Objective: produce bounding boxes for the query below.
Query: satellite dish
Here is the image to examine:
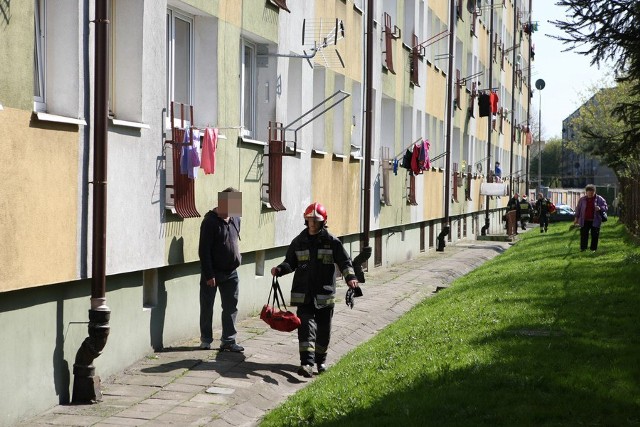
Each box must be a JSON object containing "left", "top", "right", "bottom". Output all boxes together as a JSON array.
[{"left": 535, "top": 79, "right": 545, "bottom": 90}]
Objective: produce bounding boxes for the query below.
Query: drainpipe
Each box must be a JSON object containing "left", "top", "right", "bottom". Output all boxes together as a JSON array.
[
  {"left": 480, "top": 0, "right": 495, "bottom": 235},
  {"left": 509, "top": 3, "right": 518, "bottom": 196},
  {"left": 437, "top": 0, "right": 456, "bottom": 251},
  {"left": 361, "top": 0, "right": 373, "bottom": 249},
  {"left": 72, "top": 0, "right": 111, "bottom": 403}
]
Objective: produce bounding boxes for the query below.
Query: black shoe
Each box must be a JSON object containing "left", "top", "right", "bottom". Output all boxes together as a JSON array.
[
  {"left": 317, "top": 363, "right": 327, "bottom": 374},
  {"left": 297, "top": 365, "right": 313, "bottom": 378},
  {"left": 219, "top": 343, "right": 244, "bottom": 353}
]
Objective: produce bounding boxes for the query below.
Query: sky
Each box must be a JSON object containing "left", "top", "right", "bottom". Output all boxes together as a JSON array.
[{"left": 530, "top": 1, "right": 613, "bottom": 140}]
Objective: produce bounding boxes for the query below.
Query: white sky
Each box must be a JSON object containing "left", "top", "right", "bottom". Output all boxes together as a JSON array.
[{"left": 530, "top": 0, "right": 613, "bottom": 140}]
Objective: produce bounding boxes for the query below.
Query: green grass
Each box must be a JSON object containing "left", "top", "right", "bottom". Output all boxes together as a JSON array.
[{"left": 260, "top": 221, "right": 640, "bottom": 426}]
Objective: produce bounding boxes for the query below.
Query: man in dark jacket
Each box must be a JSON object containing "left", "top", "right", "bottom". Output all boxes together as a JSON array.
[
  {"left": 534, "top": 192, "right": 552, "bottom": 233},
  {"left": 505, "top": 192, "right": 521, "bottom": 235},
  {"left": 271, "top": 202, "right": 359, "bottom": 378},
  {"left": 198, "top": 187, "right": 244, "bottom": 352}
]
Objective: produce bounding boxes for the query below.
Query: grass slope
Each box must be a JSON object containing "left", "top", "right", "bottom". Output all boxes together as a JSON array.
[{"left": 261, "top": 221, "right": 640, "bottom": 426}]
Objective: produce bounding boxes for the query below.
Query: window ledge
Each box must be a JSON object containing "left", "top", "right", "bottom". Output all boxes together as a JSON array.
[
  {"left": 312, "top": 149, "right": 328, "bottom": 156},
  {"left": 286, "top": 144, "right": 306, "bottom": 154},
  {"left": 110, "top": 118, "right": 150, "bottom": 129},
  {"left": 239, "top": 136, "right": 267, "bottom": 146},
  {"left": 350, "top": 154, "right": 364, "bottom": 161},
  {"left": 36, "top": 112, "right": 86, "bottom": 126},
  {"left": 333, "top": 153, "right": 347, "bottom": 161}
]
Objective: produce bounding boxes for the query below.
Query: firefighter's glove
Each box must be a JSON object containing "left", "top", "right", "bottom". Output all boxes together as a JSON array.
[{"left": 345, "top": 287, "right": 364, "bottom": 309}]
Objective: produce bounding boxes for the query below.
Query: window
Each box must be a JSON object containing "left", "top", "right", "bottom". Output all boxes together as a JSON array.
[
  {"left": 32, "top": 0, "right": 85, "bottom": 124},
  {"left": 33, "top": 0, "right": 45, "bottom": 111},
  {"left": 109, "top": 1, "right": 146, "bottom": 126},
  {"left": 240, "top": 40, "right": 257, "bottom": 138},
  {"left": 166, "top": 9, "right": 193, "bottom": 110}
]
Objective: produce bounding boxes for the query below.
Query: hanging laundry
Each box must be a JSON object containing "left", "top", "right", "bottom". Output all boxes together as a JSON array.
[
  {"left": 418, "top": 140, "right": 426, "bottom": 168},
  {"left": 189, "top": 129, "right": 201, "bottom": 179},
  {"left": 423, "top": 139, "right": 431, "bottom": 170},
  {"left": 489, "top": 91, "right": 499, "bottom": 114},
  {"left": 478, "top": 93, "right": 491, "bottom": 117},
  {"left": 180, "top": 128, "right": 201, "bottom": 179},
  {"left": 401, "top": 148, "right": 412, "bottom": 170},
  {"left": 201, "top": 127, "right": 218, "bottom": 174},
  {"left": 410, "top": 143, "right": 421, "bottom": 175},
  {"left": 393, "top": 159, "right": 399, "bottom": 175}
]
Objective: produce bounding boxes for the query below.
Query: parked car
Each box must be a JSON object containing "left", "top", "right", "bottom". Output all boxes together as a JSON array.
[{"left": 549, "top": 204, "right": 576, "bottom": 222}]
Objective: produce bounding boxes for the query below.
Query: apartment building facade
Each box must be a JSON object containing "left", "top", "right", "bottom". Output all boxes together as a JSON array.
[{"left": 0, "top": 0, "right": 532, "bottom": 423}]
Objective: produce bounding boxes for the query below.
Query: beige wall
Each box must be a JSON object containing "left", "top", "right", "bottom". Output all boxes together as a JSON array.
[
  {"left": 0, "top": 2, "right": 33, "bottom": 111},
  {"left": 0, "top": 109, "right": 79, "bottom": 291}
]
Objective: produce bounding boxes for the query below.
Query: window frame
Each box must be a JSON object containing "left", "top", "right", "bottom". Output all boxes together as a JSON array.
[
  {"left": 240, "top": 39, "right": 257, "bottom": 139},
  {"left": 166, "top": 8, "right": 194, "bottom": 113},
  {"left": 33, "top": 0, "right": 46, "bottom": 112}
]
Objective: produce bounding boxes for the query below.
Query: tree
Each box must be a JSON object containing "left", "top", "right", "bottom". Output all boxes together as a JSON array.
[
  {"left": 530, "top": 138, "right": 563, "bottom": 187},
  {"left": 567, "top": 78, "right": 640, "bottom": 177},
  {"left": 551, "top": 0, "right": 640, "bottom": 163}
]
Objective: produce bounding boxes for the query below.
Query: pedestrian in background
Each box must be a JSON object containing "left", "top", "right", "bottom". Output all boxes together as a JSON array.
[
  {"left": 506, "top": 192, "right": 521, "bottom": 235},
  {"left": 271, "top": 203, "right": 358, "bottom": 378},
  {"left": 574, "top": 184, "right": 608, "bottom": 252},
  {"left": 534, "top": 192, "right": 552, "bottom": 233},
  {"left": 519, "top": 194, "right": 532, "bottom": 230},
  {"left": 198, "top": 187, "right": 244, "bottom": 352}
]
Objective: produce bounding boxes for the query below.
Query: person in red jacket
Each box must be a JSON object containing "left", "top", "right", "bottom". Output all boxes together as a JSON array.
[
  {"left": 271, "top": 203, "right": 359, "bottom": 377},
  {"left": 574, "top": 184, "right": 608, "bottom": 252}
]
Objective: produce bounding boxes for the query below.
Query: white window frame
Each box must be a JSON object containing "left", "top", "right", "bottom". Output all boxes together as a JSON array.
[
  {"left": 33, "top": 0, "right": 46, "bottom": 112},
  {"left": 166, "top": 8, "right": 194, "bottom": 112},
  {"left": 240, "top": 39, "right": 257, "bottom": 139}
]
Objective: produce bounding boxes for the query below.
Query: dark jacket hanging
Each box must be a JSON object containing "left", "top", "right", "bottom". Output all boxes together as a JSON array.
[{"left": 478, "top": 93, "right": 491, "bottom": 117}]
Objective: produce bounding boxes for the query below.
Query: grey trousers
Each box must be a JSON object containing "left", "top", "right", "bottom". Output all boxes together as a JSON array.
[{"left": 199, "top": 270, "right": 239, "bottom": 345}]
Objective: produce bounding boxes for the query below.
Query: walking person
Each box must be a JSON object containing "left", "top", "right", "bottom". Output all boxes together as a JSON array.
[
  {"left": 519, "top": 193, "right": 532, "bottom": 230},
  {"left": 199, "top": 187, "right": 244, "bottom": 352},
  {"left": 506, "top": 192, "right": 521, "bottom": 235},
  {"left": 271, "top": 203, "right": 359, "bottom": 377},
  {"left": 574, "top": 184, "right": 608, "bottom": 252},
  {"left": 534, "top": 192, "right": 552, "bottom": 233}
]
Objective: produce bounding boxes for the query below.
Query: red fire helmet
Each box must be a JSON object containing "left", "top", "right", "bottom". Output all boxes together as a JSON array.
[{"left": 303, "top": 202, "right": 327, "bottom": 222}]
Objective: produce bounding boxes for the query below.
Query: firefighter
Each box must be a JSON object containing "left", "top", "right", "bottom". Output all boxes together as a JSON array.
[
  {"left": 271, "top": 203, "right": 359, "bottom": 378},
  {"left": 519, "top": 194, "right": 532, "bottom": 230}
]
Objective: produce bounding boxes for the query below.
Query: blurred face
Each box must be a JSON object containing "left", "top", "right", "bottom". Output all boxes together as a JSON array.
[
  {"left": 307, "top": 219, "right": 322, "bottom": 235},
  {"left": 218, "top": 191, "right": 242, "bottom": 218},
  {"left": 586, "top": 189, "right": 595, "bottom": 198}
]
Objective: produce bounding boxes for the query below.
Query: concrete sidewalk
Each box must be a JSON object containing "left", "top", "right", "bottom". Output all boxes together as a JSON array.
[{"left": 20, "top": 240, "right": 512, "bottom": 427}]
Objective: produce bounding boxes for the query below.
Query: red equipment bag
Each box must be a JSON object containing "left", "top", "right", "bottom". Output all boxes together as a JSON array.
[
  {"left": 549, "top": 202, "right": 556, "bottom": 214},
  {"left": 260, "top": 277, "right": 301, "bottom": 332}
]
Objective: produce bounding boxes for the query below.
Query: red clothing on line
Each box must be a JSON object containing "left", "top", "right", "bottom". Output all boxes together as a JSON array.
[
  {"left": 201, "top": 127, "right": 218, "bottom": 174},
  {"left": 489, "top": 92, "right": 499, "bottom": 114}
]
